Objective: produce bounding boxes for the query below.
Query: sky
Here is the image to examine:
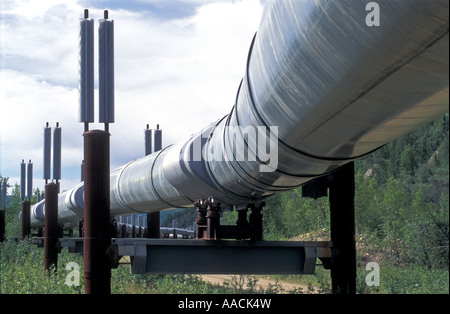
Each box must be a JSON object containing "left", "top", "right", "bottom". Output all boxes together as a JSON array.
[{"left": 0, "top": 0, "right": 265, "bottom": 195}]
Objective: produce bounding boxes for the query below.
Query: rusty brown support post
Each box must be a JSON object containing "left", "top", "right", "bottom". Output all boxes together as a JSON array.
[
  {"left": 21, "top": 200, "right": 30, "bottom": 240},
  {"left": 0, "top": 209, "right": 5, "bottom": 242},
  {"left": 44, "top": 182, "right": 59, "bottom": 274},
  {"left": 205, "top": 198, "right": 221, "bottom": 240},
  {"left": 194, "top": 199, "right": 207, "bottom": 239},
  {"left": 328, "top": 161, "right": 356, "bottom": 294},
  {"left": 83, "top": 130, "right": 111, "bottom": 294},
  {"left": 172, "top": 227, "right": 177, "bottom": 239}
]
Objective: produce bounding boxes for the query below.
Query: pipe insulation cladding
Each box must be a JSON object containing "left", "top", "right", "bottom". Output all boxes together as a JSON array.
[{"left": 28, "top": 0, "right": 449, "bottom": 228}]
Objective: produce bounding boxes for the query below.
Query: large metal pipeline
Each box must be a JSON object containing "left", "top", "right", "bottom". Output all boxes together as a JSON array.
[{"left": 29, "top": 0, "right": 449, "bottom": 228}]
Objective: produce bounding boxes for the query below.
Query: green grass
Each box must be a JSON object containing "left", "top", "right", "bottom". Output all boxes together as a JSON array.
[
  {"left": 1, "top": 239, "right": 285, "bottom": 294},
  {"left": 0, "top": 238, "right": 84, "bottom": 294},
  {"left": 1, "top": 236, "right": 448, "bottom": 294},
  {"left": 356, "top": 262, "right": 449, "bottom": 294},
  {"left": 0, "top": 239, "right": 222, "bottom": 294}
]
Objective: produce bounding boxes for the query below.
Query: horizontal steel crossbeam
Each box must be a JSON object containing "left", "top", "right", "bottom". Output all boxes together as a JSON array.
[
  {"left": 112, "top": 238, "right": 331, "bottom": 275},
  {"left": 37, "top": 237, "right": 331, "bottom": 275}
]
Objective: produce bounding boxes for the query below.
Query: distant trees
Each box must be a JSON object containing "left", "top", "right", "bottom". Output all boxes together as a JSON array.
[
  {"left": 162, "top": 207, "right": 197, "bottom": 229},
  {"left": 262, "top": 189, "right": 330, "bottom": 241},
  {"left": 2, "top": 183, "right": 42, "bottom": 239}
]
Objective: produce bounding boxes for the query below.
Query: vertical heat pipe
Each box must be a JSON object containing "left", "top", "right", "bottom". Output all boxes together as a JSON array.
[
  {"left": 53, "top": 123, "right": 62, "bottom": 188},
  {"left": 43, "top": 123, "right": 51, "bottom": 183},
  {"left": 99, "top": 10, "right": 114, "bottom": 132},
  {"left": 26, "top": 160, "right": 33, "bottom": 200},
  {"left": 79, "top": 9, "right": 95, "bottom": 131},
  {"left": 20, "top": 160, "right": 26, "bottom": 200}
]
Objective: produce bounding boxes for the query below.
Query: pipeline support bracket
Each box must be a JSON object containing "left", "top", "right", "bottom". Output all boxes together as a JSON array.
[
  {"left": 195, "top": 198, "right": 264, "bottom": 241},
  {"left": 302, "top": 162, "right": 356, "bottom": 294}
]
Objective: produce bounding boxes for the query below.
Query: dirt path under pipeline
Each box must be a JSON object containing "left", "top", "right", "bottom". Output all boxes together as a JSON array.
[{"left": 200, "top": 274, "right": 317, "bottom": 294}]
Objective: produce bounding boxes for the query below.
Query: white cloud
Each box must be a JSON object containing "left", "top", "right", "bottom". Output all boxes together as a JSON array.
[
  {"left": 2, "top": 0, "right": 82, "bottom": 20},
  {"left": 1, "top": 0, "right": 264, "bottom": 194},
  {"left": 1, "top": 0, "right": 83, "bottom": 84}
]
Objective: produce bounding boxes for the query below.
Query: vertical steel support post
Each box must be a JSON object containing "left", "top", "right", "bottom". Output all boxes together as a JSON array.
[
  {"left": 83, "top": 130, "right": 111, "bottom": 294},
  {"left": 205, "top": 198, "right": 221, "bottom": 240},
  {"left": 147, "top": 213, "right": 160, "bottom": 238},
  {"left": 328, "top": 162, "right": 356, "bottom": 294},
  {"left": 21, "top": 201, "right": 30, "bottom": 240},
  {"left": 44, "top": 182, "right": 59, "bottom": 273},
  {"left": 195, "top": 199, "right": 207, "bottom": 239},
  {"left": 144, "top": 125, "right": 155, "bottom": 238},
  {"left": 0, "top": 180, "right": 6, "bottom": 242},
  {"left": 0, "top": 209, "right": 5, "bottom": 242}
]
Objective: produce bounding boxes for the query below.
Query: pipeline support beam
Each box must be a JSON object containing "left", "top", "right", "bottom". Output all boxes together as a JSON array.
[
  {"left": 44, "top": 183, "right": 59, "bottom": 273},
  {"left": 83, "top": 130, "right": 111, "bottom": 294},
  {"left": 146, "top": 213, "right": 160, "bottom": 238},
  {"left": 0, "top": 180, "right": 6, "bottom": 242},
  {"left": 0, "top": 210, "right": 5, "bottom": 242},
  {"left": 328, "top": 162, "right": 356, "bottom": 294},
  {"left": 195, "top": 199, "right": 207, "bottom": 239},
  {"left": 146, "top": 125, "right": 161, "bottom": 238},
  {"left": 21, "top": 201, "right": 30, "bottom": 240},
  {"left": 195, "top": 198, "right": 264, "bottom": 241},
  {"left": 112, "top": 238, "right": 331, "bottom": 275}
]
